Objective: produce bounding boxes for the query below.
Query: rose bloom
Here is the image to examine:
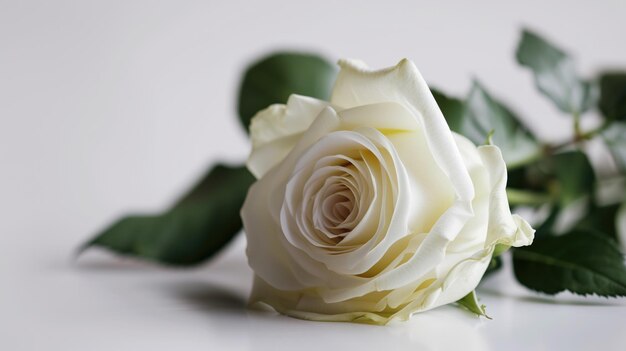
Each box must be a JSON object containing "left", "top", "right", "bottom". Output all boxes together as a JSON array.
[{"left": 241, "top": 58, "right": 534, "bottom": 324}]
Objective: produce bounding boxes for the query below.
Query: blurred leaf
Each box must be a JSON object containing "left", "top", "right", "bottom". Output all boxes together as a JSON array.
[
  {"left": 81, "top": 164, "right": 255, "bottom": 265},
  {"left": 516, "top": 29, "right": 594, "bottom": 115},
  {"left": 551, "top": 151, "right": 595, "bottom": 207},
  {"left": 535, "top": 205, "right": 561, "bottom": 236},
  {"left": 506, "top": 152, "right": 594, "bottom": 235},
  {"left": 238, "top": 52, "right": 337, "bottom": 133},
  {"left": 431, "top": 88, "right": 464, "bottom": 133},
  {"left": 617, "top": 202, "right": 626, "bottom": 251},
  {"left": 506, "top": 161, "right": 549, "bottom": 192},
  {"left": 461, "top": 82, "right": 541, "bottom": 169},
  {"left": 512, "top": 230, "right": 626, "bottom": 297},
  {"left": 576, "top": 203, "right": 620, "bottom": 241},
  {"left": 598, "top": 72, "right": 626, "bottom": 121},
  {"left": 507, "top": 151, "right": 595, "bottom": 235},
  {"left": 603, "top": 122, "right": 626, "bottom": 171},
  {"left": 457, "top": 290, "right": 490, "bottom": 318}
]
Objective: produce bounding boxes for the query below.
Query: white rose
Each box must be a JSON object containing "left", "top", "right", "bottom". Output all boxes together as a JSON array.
[{"left": 241, "top": 58, "right": 534, "bottom": 324}]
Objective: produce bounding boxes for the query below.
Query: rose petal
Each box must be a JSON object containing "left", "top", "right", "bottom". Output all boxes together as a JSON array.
[
  {"left": 242, "top": 107, "right": 343, "bottom": 290},
  {"left": 248, "top": 95, "right": 330, "bottom": 178},
  {"left": 477, "top": 145, "right": 535, "bottom": 248},
  {"left": 331, "top": 58, "right": 475, "bottom": 206},
  {"left": 326, "top": 59, "right": 476, "bottom": 292}
]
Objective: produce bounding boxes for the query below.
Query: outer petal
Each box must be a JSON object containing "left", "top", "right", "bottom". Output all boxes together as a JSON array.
[
  {"left": 394, "top": 148, "right": 537, "bottom": 323},
  {"left": 247, "top": 95, "right": 329, "bottom": 178},
  {"left": 250, "top": 276, "right": 395, "bottom": 324},
  {"left": 339, "top": 102, "right": 456, "bottom": 236},
  {"left": 331, "top": 58, "right": 474, "bottom": 207},
  {"left": 478, "top": 145, "right": 535, "bottom": 248},
  {"left": 242, "top": 107, "right": 345, "bottom": 291},
  {"left": 329, "top": 59, "right": 476, "bottom": 292},
  {"left": 407, "top": 144, "right": 535, "bottom": 315}
]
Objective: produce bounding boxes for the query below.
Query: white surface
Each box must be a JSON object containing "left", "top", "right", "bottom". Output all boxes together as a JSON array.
[
  {"left": 1, "top": 1, "right": 625, "bottom": 350},
  {"left": 5, "top": 236, "right": 626, "bottom": 351}
]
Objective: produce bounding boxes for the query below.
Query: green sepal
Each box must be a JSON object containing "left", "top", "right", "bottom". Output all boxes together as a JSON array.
[{"left": 457, "top": 290, "right": 491, "bottom": 319}]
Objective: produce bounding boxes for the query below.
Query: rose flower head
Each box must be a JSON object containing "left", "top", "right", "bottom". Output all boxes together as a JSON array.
[{"left": 241, "top": 58, "right": 534, "bottom": 324}]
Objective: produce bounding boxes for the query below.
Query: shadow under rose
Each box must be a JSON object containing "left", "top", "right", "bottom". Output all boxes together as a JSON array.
[
  {"left": 157, "top": 279, "right": 490, "bottom": 351},
  {"left": 161, "top": 281, "right": 248, "bottom": 313},
  {"left": 73, "top": 247, "right": 491, "bottom": 351}
]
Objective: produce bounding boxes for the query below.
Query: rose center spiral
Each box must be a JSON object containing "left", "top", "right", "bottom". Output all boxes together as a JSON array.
[{"left": 316, "top": 179, "right": 356, "bottom": 236}]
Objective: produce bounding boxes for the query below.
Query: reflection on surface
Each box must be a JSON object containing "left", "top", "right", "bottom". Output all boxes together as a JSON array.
[
  {"left": 164, "top": 281, "right": 488, "bottom": 351},
  {"left": 68, "top": 239, "right": 625, "bottom": 351},
  {"left": 77, "top": 240, "right": 489, "bottom": 351},
  {"left": 238, "top": 306, "right": 486, "bottom": 351}
]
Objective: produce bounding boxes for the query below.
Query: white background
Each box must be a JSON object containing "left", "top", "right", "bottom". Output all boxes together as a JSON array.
[{"left": 1, "top": 1, "right": 626, "bottom": 350}]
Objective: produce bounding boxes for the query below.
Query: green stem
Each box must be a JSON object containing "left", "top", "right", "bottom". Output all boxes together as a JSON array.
[
  {"left": 507, "top": 188, "right": 551, "bottom": 206},
  {"left": 546, "top": 121, "right": 610, "bottom": 154},
  {"left": 580, "top": 121, "right": 609, "bottom": 140},
  {"left": 573, "top": 112, "right": 582, "bottom": 140}
]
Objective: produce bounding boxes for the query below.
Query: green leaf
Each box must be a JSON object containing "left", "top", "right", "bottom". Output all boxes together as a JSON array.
[
  {"left": 598, "top": 72, "right": 626, "bottom": 121},
  {"left": 457, "top": 291, "right": 490, "bottom": 318},
  {"left": 551, "top": 151, "right": 595, "bottom": 207},
  {"left": 516, "top": 29, "right": 594, "bottom": 115},
  {"left": 576, "top": 203, "right": 621, "bottom": 241},
  {"left": 461, "top": 82, "right": 541, "bottom": 169},
  {"left": 237, "top": 52, "right": 337, "bottom": 133},
  {"left": 506, "top": 161, "right": 549, "bottom": 191},
  {"left": 512, "top": 230, "right": 626, "bottom": 297},
  {"left": 617, "top": 202, "right": 626, "bottom": 249},
  {"left": 534, "top": 204, "right": 561, "bottom": 236},
  {"left": 527, "top": 152, "right": 595, "bottom": 235},
  {"left": 603, "top": 121, "right": 626, "bottom": 171},
  {"left": 81, "top": 164, "right": 255, "bottom": 265},
  {"left": 431, "top": 88, "right": 464, "bottom": 133}
]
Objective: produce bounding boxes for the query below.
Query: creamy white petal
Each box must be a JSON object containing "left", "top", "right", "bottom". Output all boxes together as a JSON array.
[
  {"left": 242, "top": 107, "right": 343, "bottom": 290},
  {"left": 406, "top": 144, "right": 535, "bottom": 315},
  {"left": 478, "top": 145, "right": 535, "bottom": 248},
  {"left": 250, "top": 275, "right": 399, "bottom": 325},
  {"left": 382, "top": 250, "right": 492, "bottom": 322},
  {"left": 325, "top": 59, "right": 476, "bottom": 292},
  {"left": 339, "top": 102, "right": 418, "bottom": 132},
  {"left": 446, "top": 133, "right": 490, "bottom": 254},
  {"left": 331, "top": 58, "right": 475, "bottom": 206},
  {"left": 385, "top": 131, "right": 455, "bottom": 235},
  {"left": 280, "top": 128, "right": 411, "bottom": 276},
  {"left": 241, "top": 175, "right": 307, "bottom": 290},
  {"left": 247, "top": 95, "right": 329, "bottom": 178}
]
